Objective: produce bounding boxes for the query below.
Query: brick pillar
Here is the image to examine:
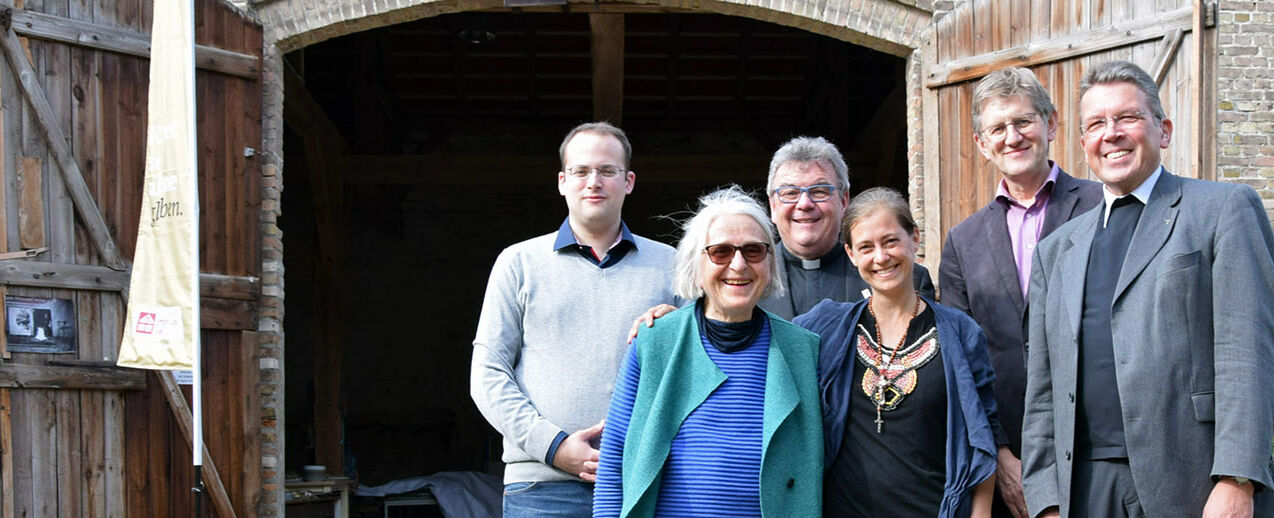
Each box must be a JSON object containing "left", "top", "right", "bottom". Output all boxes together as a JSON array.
[
  {"left": 256, "top": 42, "right": 287, "bottom": 518},
  {"left": 1216, "top": 1, "right": 1274, "bottom": 224}
]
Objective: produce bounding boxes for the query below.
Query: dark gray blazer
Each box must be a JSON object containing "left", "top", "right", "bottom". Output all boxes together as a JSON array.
[
  {"left": 939, "top": 169, "right": 1101, "bottom": 455},
  {"left": 1022, "top": 171, "right": 1274, "bottom": 517}
]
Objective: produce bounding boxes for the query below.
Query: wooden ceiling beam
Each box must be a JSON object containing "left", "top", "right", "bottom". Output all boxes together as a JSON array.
[
  {"left": 590, "top": 13, "right": 625, "bottom": 125},
  {"left": 339, "top": 153, "right": 830, "bottom": 185}
]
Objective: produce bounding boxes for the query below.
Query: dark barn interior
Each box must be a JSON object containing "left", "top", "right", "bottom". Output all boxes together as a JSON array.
[{"left": 279, "top": 7, "right": 907, "bottom": 488}]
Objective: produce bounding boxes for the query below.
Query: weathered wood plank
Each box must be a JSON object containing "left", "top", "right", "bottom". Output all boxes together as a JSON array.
[
  {"left": 5, "top": 7, "right": 258, "bottom": 79},
  {"left": 1150, "top": 27, "right": 1184, "bottom": 85},
  {"left": 926, "top": 6, "right": 1195, "bottom": 87},
  {"left": 0, "top": 363, "right": 145, "bottom": 390},
  {"left": 0, "top": 260, "right": 127, "bottom": 290},
  {"left": 38, "top": 3, "right": 74, "bottom": 267},
  {"left": 238, "top": 331, "right": 260, "bottom": 517},
  {"left": 199, "top": 273, "right": 259, "bottom": 300},
  {"left": 153, "top": 370, "right": 235, "bottom": 518},
  {"left": 589, "top": 13, "right": 624, "bottom": 125},
  {"left": 102, "top": 391, "right": 123, "bottom": 518},
  {"left": 0, "top": 389, "right": 10, "bottom": 518},
  {"left": 0, "top": 261, "right": 258, "bottom": 299},
  {"left": 0, "top": 27, "right": 125, "bottom": 270},
  {"left": 0, "top": 285, "right": 7, "bottom": 360},
  {"left": 28, "top": 388, "right": 55, "bottom": 518},
  {"left": 9, "top": 388, "right": 30, "bottom": 518},
  {"left": 54, "top": 389, "right": 82, "bottom": 518},
  {"left": 17, "top": 157, "right": 44, "bottom": 249},
  {"left": 201, "top": 297, "right": 257, "bottom": 331}
]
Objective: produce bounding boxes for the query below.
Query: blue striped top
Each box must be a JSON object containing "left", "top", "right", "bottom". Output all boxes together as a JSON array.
[{"left": 594, "top": 322, "right": 770, "bottom": 517}]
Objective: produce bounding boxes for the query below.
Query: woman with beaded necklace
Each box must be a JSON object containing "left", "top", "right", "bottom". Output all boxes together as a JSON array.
[{"left": 793, "top": 187, "right": 999, "bottom": 518}]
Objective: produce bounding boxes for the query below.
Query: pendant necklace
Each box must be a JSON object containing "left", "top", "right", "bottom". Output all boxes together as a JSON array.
[{"left": 866, "top": 291, "right": 921, "bottom": 434}]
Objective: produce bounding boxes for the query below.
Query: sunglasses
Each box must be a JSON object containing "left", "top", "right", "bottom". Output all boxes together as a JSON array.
[{"left": 703, "top": 243, "right": 771, "bottom": 265}]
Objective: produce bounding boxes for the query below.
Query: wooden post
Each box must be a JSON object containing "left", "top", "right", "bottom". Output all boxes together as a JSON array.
[{"left": 590, "top": 13, "right": 624, "bottom": 125}]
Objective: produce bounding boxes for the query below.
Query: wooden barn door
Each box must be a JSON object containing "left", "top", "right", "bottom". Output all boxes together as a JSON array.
[
  {"left": 0, "top": 0, "right": 262, "bottom": 517},
  {"left": 921, "top": 0, "right": 1216, "bottom": 271}
]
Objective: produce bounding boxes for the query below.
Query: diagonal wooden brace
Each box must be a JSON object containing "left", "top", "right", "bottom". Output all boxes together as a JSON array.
[{"left": 0, "top": 20, "right": 127, "bottom": 271}]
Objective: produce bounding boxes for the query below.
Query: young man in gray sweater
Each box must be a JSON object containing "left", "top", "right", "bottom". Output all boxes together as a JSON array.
[{"left": 470, "top": 122, "right": 678, "bottom": 517}]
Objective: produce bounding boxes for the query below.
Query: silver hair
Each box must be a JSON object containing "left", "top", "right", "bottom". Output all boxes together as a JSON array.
[
  {"left": 558, "top": 121, "right": 633, "bottom": 169},
  {"left": 972, "top": 66, "right": 1057, "bottom": 132},
  {"left": 673, "top": 185, "right": 785, "bottom": 301},
  {"left": 1079, "top": 60, "right": 1166, "bottom": 121},
  {"left": 766, "top": 136, "right": 851, "bottom": 193}
]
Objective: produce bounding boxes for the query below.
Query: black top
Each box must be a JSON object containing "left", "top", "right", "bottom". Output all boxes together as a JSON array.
[
  {"left": 826, "top": 305, "right": 946, "bottom": 517},
  {"left": 693, "top": 299, "right": 764, "bottom": 353},
  {"left": 1077, "top": 196, "right": 1144, "bottom": 460}
]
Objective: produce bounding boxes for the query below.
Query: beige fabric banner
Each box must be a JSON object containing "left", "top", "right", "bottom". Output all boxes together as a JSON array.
[{"left": 118, "top": 0, "right": 199, "bottom": 369}]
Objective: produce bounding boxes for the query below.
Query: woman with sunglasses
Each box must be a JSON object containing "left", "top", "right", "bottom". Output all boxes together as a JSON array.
[
  {"left": 794, "top": 187, "right": 999, "bottom": 518},
  {"left": 592, "top": 185, "right": 823, "bottom": 518}
]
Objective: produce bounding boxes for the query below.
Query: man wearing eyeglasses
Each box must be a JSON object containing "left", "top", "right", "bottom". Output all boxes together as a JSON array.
[
  {"left": 627, "top": 137, "right": 935, "bottom": 336},
  {"left": 759, "top": 136, "right": 934, "bottom": 319},
  {"left": 939, "top": 67, "right": 1102, "bottom": 518},
  {"left": 1022, "top": 61, "right": 1274, "bottom": 518},
  {"left": 471, "top": 122, "right": 679, "bottom": 517}
]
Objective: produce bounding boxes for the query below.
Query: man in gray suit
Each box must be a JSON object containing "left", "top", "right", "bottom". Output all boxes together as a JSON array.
[
  {"left": 1022, "top": 60, "right": 1274, "bottom": 518},
  {"left": 940, "top": 67, "right": 1101, "bottom": 518}
]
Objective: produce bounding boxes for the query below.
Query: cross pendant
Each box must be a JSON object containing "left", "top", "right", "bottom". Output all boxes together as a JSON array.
[{"left": 875, "top": 408, "right": 883, "bottom": 434}]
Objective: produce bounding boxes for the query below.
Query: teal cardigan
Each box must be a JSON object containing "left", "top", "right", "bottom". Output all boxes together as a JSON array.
[{"left": 619, "top": 305, "right": 823, "bottom": 518}]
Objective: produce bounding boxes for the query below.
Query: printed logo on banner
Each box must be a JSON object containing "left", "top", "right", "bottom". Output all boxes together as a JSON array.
[
  {"left": 135, "top": 312, "right": 157, "bottom": 334},
  {"left": 132, "top": 307, "right": 183, "bottom": 339}
]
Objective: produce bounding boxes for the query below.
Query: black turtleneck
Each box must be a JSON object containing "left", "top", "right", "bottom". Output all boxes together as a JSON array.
[{"left": 694, "top": 299, "right": 765, "bottom": 353}]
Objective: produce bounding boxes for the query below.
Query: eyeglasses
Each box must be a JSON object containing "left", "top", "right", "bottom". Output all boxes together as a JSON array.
[
  {"left": 771, "top": 184, "right": 838, "bottom": 204},
  {"left": 703, "top": 242, "right": 771, "bottom": 265},
  {"left": 979, "top": 113, "right": 1041, "bottom": 143},
  {"left": 564, "top": 165, "right": 625, "bottom": 178},
  {"left": 1081, "top": 111, "right": 1148, "bottom": 137}
]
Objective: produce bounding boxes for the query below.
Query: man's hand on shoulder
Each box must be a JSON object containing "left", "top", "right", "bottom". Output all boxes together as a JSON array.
[
  {"left": 552, "top": 420, "right": 605, "bottom": 482},
  {"left": 626, "top": 304, "right": 678, "bottom": 344},
  {"left": 1202, "top": 478, "right": 1255, "bottom": 518}
]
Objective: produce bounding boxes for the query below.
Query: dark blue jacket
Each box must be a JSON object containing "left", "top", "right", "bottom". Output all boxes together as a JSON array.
[{"left": 794, "top": 297, "right": 999, "bottom": 518}]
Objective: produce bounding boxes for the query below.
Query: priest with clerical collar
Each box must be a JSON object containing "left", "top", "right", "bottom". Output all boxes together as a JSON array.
[{"left": 759, "top": 136, "right": 934, "bottom": 320}]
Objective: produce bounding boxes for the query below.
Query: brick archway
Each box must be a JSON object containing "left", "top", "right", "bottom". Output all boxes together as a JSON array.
[
  {"left": 256, "top": 0, "right": 929, "bottom": 55},
  {"left": 249, "top": 1, "right": 933, "bottom": 514}
]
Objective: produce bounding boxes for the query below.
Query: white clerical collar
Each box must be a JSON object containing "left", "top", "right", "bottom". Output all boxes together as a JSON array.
[
  {"left": 1101, "top": 165, "right": 1162, "bottom": 227},
  {"left": 800, "top": 258, "right": 820, "bottom": 269}
]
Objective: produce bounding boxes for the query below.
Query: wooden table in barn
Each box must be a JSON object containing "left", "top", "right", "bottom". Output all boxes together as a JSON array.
[{"left": 285, "top": 477, "right": 355, "bottom": 518}]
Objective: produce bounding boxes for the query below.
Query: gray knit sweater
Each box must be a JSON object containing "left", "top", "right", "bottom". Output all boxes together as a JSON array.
[{"left": 470, "top": 231, "right": 678, "bottom": 484}]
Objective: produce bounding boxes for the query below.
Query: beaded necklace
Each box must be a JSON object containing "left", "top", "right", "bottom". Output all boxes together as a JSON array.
[{"left": 866, "top": 291, "right": 921, "bottom": 433}]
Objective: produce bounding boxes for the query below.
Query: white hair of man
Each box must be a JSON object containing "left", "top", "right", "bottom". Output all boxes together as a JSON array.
[{"left": 673, "top": 185, "right": 786, "bottom": 301}]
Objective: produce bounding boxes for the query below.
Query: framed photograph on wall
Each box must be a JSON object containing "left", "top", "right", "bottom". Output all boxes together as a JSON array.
[{"left": 5, "top": 295, "right": 76, "bottom": 354}]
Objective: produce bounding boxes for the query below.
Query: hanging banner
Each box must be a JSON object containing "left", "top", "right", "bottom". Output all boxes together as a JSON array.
[{"left": 118, "top": 0, "right": 199, "bottom": 369}]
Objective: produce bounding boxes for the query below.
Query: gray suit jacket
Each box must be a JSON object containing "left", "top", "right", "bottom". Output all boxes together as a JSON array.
[
  {"left": 1022, "top": 171, "right": 1274, "bottom": 517},
  {"left": 940, "top": 169, "right": 1101, "bottom": 455}
]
